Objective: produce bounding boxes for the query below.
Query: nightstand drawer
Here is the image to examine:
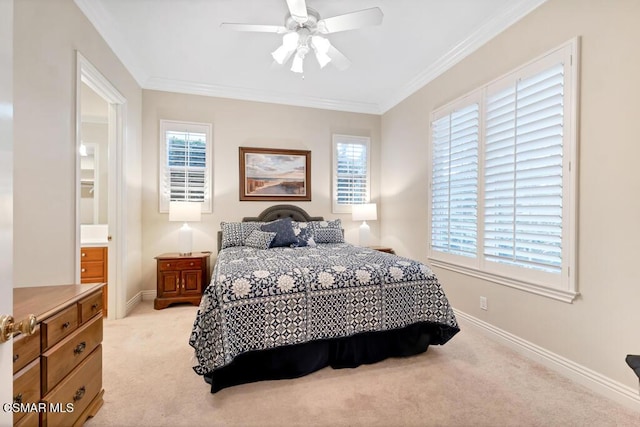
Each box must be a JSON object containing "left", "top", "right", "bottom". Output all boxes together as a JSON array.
[
  {"left": 13, "top": 327, "right": 40, "bottom": 374},
  {"left": 158, "top": 258, "right": 202, "bottom": 271},
  {"left": 42, "top": 305, "right": 78, "bottom": 350},
  {"left": 41, "top": 315, "right": 102, "bottom": 395}
]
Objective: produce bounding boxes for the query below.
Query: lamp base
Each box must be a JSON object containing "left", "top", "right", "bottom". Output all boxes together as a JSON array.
[
  {"left": 178, "top": 223, "right": 193, "bottom": 256},
  {"left": 359, "top": 221, "right": 371, "bottom": 247}
]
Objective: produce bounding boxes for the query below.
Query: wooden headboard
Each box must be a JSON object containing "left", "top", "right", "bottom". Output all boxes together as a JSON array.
[{"left": 217, "top": 205, "right": 324, "bottom": 253}]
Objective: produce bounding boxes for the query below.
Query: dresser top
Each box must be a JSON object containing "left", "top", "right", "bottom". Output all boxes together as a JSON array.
[{"left": 14, "top": 282, "right": 105, "bottom": 322}]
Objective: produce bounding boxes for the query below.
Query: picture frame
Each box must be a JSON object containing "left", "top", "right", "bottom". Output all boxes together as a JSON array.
[{"left": 239, "top": 147, "right": 311, "bottom": 201}]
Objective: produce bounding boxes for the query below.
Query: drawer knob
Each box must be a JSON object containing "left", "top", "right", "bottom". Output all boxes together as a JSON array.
[
  {"left": 13, "top": 354, "right": 19, "bottom": 363},
  {"left": 13, "top": 393, "right": 23, "bottom": 405},
  {"left": 81, "top": 268, "right": 86, "bottom": 273},
  {"left": 62, "top": 321, "right": 70, "bottom": 329},
  {"left": 81, "top": 252, "right": 86, "bottom": 257},
  {"left": 190, "top": 262, "right": 194, "bottom": 266},
  {"left": 91, "top": 303, "right": 99, "bottom": 310},
  {"left": 0, "top": 314, "right": 37, "bottom": 343},
  {"left": 74, "top": 341, "right": 87, "bottom": 355},
  {"left": 73, "top": 386, "right": 86, "bottom": 402}
]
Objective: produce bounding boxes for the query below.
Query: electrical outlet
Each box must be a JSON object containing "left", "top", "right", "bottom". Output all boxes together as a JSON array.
[{"left": 480, "top": 296, "right": 488, "bottom": 310}]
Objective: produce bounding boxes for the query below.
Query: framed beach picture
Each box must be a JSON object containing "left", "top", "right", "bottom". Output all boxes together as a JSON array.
[{"left": 239, "top": 147, "right": 311, "bottom": 201}]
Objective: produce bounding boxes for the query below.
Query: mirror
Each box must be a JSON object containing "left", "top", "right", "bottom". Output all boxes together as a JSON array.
[{"left": 79, "top": 82, "right": 109, "bottom": 225}]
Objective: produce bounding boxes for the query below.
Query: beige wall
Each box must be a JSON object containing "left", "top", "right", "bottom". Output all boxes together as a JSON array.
[
  {"left": 381, "top": 0, "right": 640, "bottom": 391},
  {"left": 13, "top": 0, "right": 143, "bottom": 303},
  {"left": 141, "top": 90, "right": 381, "bottom": 291}
]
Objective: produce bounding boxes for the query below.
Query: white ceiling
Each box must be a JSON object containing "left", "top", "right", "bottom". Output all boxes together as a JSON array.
[{"left": 75, "top": 0, "right": 546, "bottom": 114}]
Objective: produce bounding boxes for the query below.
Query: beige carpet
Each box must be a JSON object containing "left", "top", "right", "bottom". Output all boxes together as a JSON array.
[{"left": 86, "top": 301, "right": 640, "bottom": 427}]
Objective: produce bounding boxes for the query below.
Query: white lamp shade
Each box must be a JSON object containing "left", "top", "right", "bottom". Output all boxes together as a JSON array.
[
  {"left": 352, "top": 203, "right": 377, "bottom": 222},
  {"left": 169, "top": 201, "right": 201, "bottom": 222}
]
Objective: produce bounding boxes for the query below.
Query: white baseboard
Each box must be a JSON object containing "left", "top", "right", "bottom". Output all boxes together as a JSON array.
[
  {"left": 125, "top": 292, "right": 142, "bottom": 316},
  {"left": 125, "top": 290, "right": 157, "bottom": 315},
  {"left": 141, "top": 289, "right": 157, "bottom": 301},
  {"left": 453, "top": 308, "right": 640, "bottom": 413}
]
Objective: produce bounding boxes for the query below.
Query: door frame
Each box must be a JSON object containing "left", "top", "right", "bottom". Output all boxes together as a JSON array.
[
  {"left": 75, "top": 52, "right": 127, "bottom": 320},
  {"left": 0, "top": 0, "right": 13, "bottom": 423}
]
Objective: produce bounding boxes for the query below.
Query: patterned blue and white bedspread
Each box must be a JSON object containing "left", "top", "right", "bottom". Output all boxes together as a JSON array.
[{"left": 189, "top": 243, "right": 459, "bottom": 375}]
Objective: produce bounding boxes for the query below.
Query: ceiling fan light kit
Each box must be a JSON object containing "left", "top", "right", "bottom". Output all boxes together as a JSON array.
[{"left": 222, "top": 0, "right": 383, "bottom": 75}]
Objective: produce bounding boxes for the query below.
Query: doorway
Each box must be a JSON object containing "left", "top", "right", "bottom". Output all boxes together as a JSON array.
[{"left": 76, "top": 52, "right": 127, "bottom": 320}]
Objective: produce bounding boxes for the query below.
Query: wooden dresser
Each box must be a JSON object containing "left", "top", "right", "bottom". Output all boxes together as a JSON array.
[
  {"left": 154, "top": 252, "right": 210, "bottom": 310},
  {"left": 12, "top": 283, "right": 105, "bottom": 427},
  {"left": 80, "top": 247, "right": 108, "bottom": 318}
]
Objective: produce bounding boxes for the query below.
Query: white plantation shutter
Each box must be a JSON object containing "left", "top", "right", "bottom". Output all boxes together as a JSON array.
[
  {"left": 165, "top": 131, "right": 206, "bottom": 201},
  {"left": 159, "top": 121, "right": 212, "bottom": 213},
  {"left": 333, "top": 135, "right": 370, "bottom": 213},
  {"left": 429, "top": 40, "right": 577, "bottom": 301},
  {"left": 484, "top": 64, "right": 564, "bottom": 273},
  {"left": 431, "top": 103, "right": 479, "bottom": 258}
]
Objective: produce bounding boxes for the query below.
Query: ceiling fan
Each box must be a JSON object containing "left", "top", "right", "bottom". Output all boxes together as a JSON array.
[{"left": 220, "top": 0, "right": 383, "bottom": 74}]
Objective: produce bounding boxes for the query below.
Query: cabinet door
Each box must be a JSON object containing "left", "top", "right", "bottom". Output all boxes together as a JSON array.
[
  {"left": 158, "top": 271, "right": 181, "bottom": 298},
  {"left": 181, "top": 270, "right": 202, "bottom": 296}
]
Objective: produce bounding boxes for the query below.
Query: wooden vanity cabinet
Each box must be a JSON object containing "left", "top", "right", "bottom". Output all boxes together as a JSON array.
[{"left": 80, "top": 246, "right": 108, "bottom": 317}]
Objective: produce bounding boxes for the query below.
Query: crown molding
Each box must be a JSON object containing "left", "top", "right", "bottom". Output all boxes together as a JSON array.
[
  {"left": 378, "top": 0, "right": 549, "bottom": 113},
  {"left": 75, "top": 0, "right": 547, "bottom": 116},
  {"left": 144, "top": 77, "right": 382, "bottom": 115}
]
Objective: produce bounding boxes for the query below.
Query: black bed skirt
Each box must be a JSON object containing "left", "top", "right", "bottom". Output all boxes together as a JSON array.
[{"left": 203, "top": 321, "right": 459, "bottom": 393}]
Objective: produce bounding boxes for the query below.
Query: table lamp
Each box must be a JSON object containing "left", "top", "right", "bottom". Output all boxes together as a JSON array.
[
  {"left": 352, "top": 203, "right": 377, "bottom": 247},
  {"left": 169, "top": 201, "right": 201, "bottom": 255}
]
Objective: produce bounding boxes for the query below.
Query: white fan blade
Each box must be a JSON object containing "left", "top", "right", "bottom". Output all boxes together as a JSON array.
[
  {"left": 327, "top": 44, "right": 351, "bottom": 71},
  {"left": 220, "top": 23, "right": 288, "bottom": 34},
  {"left": 286, "top": 0, "right": 308, "bottom": 24},
  {"left": 318, "top": 7, "right": 383, "bottom": 34}
]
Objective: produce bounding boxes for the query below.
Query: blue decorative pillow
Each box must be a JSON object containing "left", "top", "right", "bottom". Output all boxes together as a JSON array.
[
  {"left": 245, "top": 230, "right": 277, "bottom": 250},
  {"left": 260, "top": 217, "right": 298, "bottom": 248},
  {"left": 291, "top": 221, "right": 316, "bottom": 247}
]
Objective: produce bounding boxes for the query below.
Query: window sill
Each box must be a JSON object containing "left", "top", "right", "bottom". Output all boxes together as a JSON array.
[{"left": 428, "top": 258, "right": 579, "bottom": 304}]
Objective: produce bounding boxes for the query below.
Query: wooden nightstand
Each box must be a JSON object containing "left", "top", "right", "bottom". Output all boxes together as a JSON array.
[
  {"left": 154, "top": 252, "right": 211, "bottom": 310},
  {"left": 369, "top": 245, "right": 396, "bottom": 254}
]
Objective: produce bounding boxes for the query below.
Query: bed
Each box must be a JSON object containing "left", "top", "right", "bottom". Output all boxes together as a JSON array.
[{"left": 189, "top": 205, "right": 459, "bottom": 393}]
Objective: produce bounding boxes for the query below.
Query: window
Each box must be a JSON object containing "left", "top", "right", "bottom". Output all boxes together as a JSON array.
[
  {"left": 159, "top": 120, "right": 212, "bottom": 213},
  {"left": 333, "top": 135, "right": 370, "bottom": 213},
  {"left": 429, "top": 40, "right": 578, "bottom": 302}
]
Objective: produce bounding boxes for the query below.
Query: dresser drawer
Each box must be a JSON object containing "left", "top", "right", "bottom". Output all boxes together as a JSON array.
[
  {"left": 43, "top": 345, "right": 102, "bottom": 427},
  {"left": 41, "top": 305, "right": 78, "bottom": 351},
  {"left": 13, "top": 358, "right": 41, "bottom": 425},
  {"left": 78, "top": 290, "right": 103, "bottom": 324},
  {"left": 80, "top": 247, "right": 105, "bottom": 262},
  {"left": 41, "top": 315, "right": 103, "bottom": 395},
  {"left": 15, "top": 410, "right": 39, "bottom": 427},
  {"left": 13, "top": 326, "right": 40, "bottom": 374},
  {"left": 158, "top": 258, "right": 202, "bottom": 271}
]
